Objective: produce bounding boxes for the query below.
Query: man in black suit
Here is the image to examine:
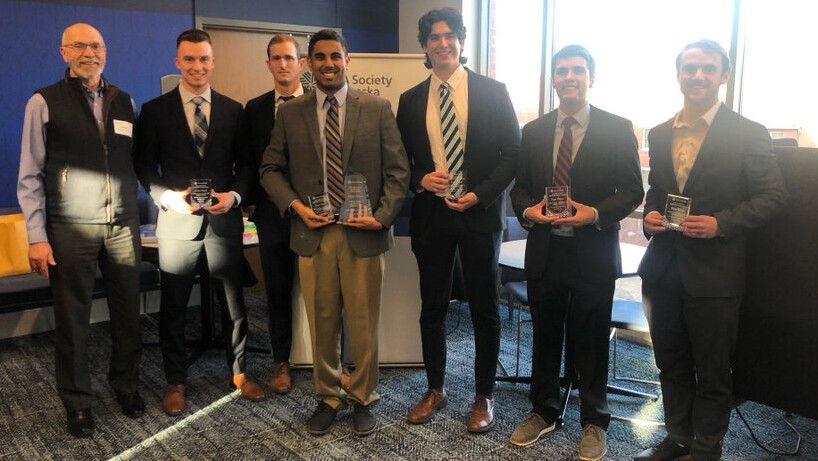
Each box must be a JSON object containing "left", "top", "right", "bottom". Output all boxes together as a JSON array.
[
  {"left": 509, "top": 45, "right": 643, "bottom": 460},
  {"left": 244, "top": 34, "right": 305, "bottom": 394},
  {"left": 634, "top": 40, "right": 787, "bottom": 461},
  {"left": 396, "top": 8, "right": 520, "bottom": 433},
  {"left": 135, "top": 29, "right": 264, "bottom": 416}
]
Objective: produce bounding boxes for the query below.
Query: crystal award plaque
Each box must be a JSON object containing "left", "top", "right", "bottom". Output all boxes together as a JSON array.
[
  {"left": 339, "top": 172, "right": 373, "bottom": 222},
  {"left": 189, "top": 178, "right": 212, "bottom": 208},
  {"left": 308, "top": 192, "right": 336, "bottom": 219},
  {"left": 662, "top": 194, "right": 692, "bottom": 231},
  {"left": 543, "top": 185, "right": 572, "bottom": 218},
  {"left": 446, "top": 170, "right": 467, "bottom": 202}
]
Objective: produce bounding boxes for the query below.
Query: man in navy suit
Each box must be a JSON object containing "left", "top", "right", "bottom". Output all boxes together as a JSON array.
[
  {"left": 397, "top": 7, "right": 520, "bottom": 433},
  {"left": 244, "top": 34, "right": 305, "bottom": 395},
  {"left": 634, "top": 40, "right": 787, "bottom": 461},
  {"left": 509, "top": 45, "right": 643, "bottom": 460},
  {"left": 135, "top": 29, "right": 264, "bottom": 416}
]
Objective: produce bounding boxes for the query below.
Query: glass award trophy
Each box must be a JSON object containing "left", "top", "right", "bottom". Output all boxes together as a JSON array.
[
  {"left": 339, "top": 173, "right": 373, "bottom": 222},
  {"left": 308, "top": 192, "right": 335, "bottom": 219},
  {"left": 189, "top": 178, "right": 213, "bottom": 208},
  {"left": 446, "top": 170, "right": 467, "bottom": 202},
  {"left": 662, "top": 194, "right": 692, "bottom": 231},
  {"left": 543, "top": 185, "right": 572, "bottom": 218}
]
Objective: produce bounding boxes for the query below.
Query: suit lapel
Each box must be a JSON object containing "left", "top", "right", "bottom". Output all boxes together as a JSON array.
[
  {"left": 651, "top": 119, "right": 679, "bottom": 195},
  {"left": 681, "top": 104, "right": 726, "bottom": 195},
  {"left": 301, "top": 91, "right": 322, "bottom": 162},
  {"left": 205, "top": 91, "right": 222, "bottom": 160},
  {"left": 169, "top": 87, "right": 198, "bottom": 160},
  {"left": 535, "top": 111, "right": 558, "bottom": 192},
  {"left": 573, "top": 106, "right": 599, "bottom": 177},
  {"left": 342, "top": 89, "right": 360, "bottom": 168},
  {"left": 415, "top": 77, "right": 433, "bottom": 164}
]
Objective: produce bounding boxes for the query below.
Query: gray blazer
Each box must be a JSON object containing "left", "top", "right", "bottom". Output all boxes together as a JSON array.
[{"left": 259, "top": 88, "right": 409, "bottom": 257}]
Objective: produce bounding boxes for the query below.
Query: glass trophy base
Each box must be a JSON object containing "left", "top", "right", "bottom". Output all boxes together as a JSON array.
[{"left": 663, "top": 194, "right": 692, "bottom": 231}]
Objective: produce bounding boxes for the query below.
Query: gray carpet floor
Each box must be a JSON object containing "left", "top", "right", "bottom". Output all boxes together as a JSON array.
[{"left": 0, "top": 290, "right": 816, "bottom": 460}]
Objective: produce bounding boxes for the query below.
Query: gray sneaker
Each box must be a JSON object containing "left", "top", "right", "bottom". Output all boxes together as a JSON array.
[
  {"left": 510, "top": 412, "right": 556, "bottom": 447},
  {"left": 578, "top": 424, "right": 607, "bottom": 461}
]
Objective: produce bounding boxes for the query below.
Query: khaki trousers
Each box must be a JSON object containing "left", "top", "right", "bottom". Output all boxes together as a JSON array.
[{"left": 298, "top": 225, "right": 383, "bottom": 408}]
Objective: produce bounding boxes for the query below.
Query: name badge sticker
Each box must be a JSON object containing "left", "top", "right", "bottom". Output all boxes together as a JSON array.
[{"left": 113, "top": 119, "right": 133, "bottom": 137}]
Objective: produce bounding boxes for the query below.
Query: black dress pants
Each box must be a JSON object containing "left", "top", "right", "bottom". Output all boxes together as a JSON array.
[
  {"left": 643, "top": 256, "right": 739, "bottom": 460},
  {"left": 158, "top": 223, "right": 247, "bottom": 384},
  {"left": 47, "top": 220, "right": 142, "bottom": 411},
  {"left": 411, "top": 199, "right": 502, "bottom": 396},
  {"left": 254, "top": 213, "right": 295, "bottom": 364},
  {"left": 527, "top": 235, "right": 614, "bottom": 429}
]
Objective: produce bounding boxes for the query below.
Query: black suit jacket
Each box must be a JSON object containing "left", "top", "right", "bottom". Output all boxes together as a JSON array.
[
  {"left": 510, "top": 105, "right": 644, "bottom": 282},
  {"left": 244, "top": 89, "right": 291, "bottom": 243},
  {"left": 135, "top": 86, "right": 253, "bottom": 240},
  {"left": 637, "top": 104, "right": 788, "bottom": 297},
  {"left": 396, "top": 68, "right": 520, "bottom": 235}
]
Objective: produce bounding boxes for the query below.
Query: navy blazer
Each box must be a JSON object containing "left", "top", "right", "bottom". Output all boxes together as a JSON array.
[
  {"left": 396, "top": 68, "right": 520, "bottom": 235},
  {"left": 638, "top": 104, "right": 788, "bottom": 297},
  {"left": 510, "top": 105, "right": 644, "bottom": 282},
  {"left": 135, "top": 86, "right": 253, "bottom": 240}
]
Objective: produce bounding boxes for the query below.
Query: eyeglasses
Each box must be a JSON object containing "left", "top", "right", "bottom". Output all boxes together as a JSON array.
[{"left": 62, "top": 42, "right": 106, "bottom": 53}]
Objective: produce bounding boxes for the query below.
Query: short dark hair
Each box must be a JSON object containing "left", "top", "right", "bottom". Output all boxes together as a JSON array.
[
  {"left": 417, "top": 8, "right": 467, "bottom": 69},
  {"left": 267, "top": 34, "right": 301, "bottom": 59},
  {"left": 308, "top": 29, "right": 347, "bottom": 59},
  {"left": 676, "top": 39, "right": 731, "bottom": 74},
  {"left": 552, "top": 44, "right": 595, "bottom": 80},
  {"left": 176, "top": 29, "right": 211, "bottom": 48}
]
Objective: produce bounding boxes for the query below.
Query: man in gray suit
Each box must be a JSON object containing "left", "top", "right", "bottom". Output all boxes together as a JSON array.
[{"left": 259, "top": 29, "right": 409, "bottom": 437}]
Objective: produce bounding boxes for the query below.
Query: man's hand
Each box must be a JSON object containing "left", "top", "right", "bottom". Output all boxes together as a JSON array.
[
  {"left": 682, "top": 215, "right": 719, "bottom": 239},
  {"left": 339, "top": 216, "right": 384, "bottom": 230},
  {"left": 29, "top": 242, "right": 56, "bottom": 279},
  {"left": 292, "top": 200, "right": 334, "bottom": 229},
  {"left": 552, "top": 199, "right": 595, "bottom": 227},
  {"left": 445, "top": 192, "right": 480, "bottom": 212},
  {"left": 166, "top": 188, "right": 194, "bottom": 214},
  {"left": 523, "top": 197, "right": 561, "bottom": 225},
  {"left": 205, "top": 190, "right": 236, "bottom": 215},
  {"left": 420, "top": 171, "right": 449, "bottom": 194},
  {"left": 644, "top": 211, "right": 668, "bottom": 235}
]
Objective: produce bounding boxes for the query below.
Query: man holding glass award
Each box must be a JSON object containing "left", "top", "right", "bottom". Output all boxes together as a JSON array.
[
  {"left": 509, "top": 45, "right": 643, "bottom": 459},
  {"left": 259, "top": 30, "right": 409, "bottom": 436},
  {"left": 135, "top": 29, "right": 263, "bottom": 416},
  {"left": 635, "top": 40, "right": 787, "bottom": 461}
]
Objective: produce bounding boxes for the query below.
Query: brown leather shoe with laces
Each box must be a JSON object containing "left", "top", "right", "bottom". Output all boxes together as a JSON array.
[
  {"left": 232, "top": 373, "right": 266, "bottom": 402},
  {"left": 271, "top": 362, "right": 292, "bottom": 394},
  {"left": 162, "top": 384, "right": 185, "bottom": 416},
  {"left": 467, "top": 394, "right": 495, "bottom": 433},
  {"left": 407, "top": 388, "right": 448, "bottom": 424}
]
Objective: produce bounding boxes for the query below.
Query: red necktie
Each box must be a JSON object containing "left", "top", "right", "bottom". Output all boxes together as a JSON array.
[{"left": 553, "top": 117, "right": 577, "bottom": 186}]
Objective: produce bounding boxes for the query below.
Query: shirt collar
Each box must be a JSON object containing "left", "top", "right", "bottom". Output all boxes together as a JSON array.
[
  {"left": 316, "top": 84, "right": 348, "bottom": 108},
  {"left": 277, "top": 84, "right": 304, "bottom": 100},
  {"left": 431, "top": 64, "right": 466, "bottom": 93},
  {"left": 178, "top": 83, "right": 212, "bottom": 105},
  {"left": 673, "top": 101, "right": 721, "bottom": 129},
  {"left": 557, "top": 103, "right": 591, "bottom": 129}
]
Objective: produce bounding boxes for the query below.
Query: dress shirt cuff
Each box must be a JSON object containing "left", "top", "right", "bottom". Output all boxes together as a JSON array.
[
  {"left": 159, "top": 190, "right": 175, "bottom": 210},
  {"left": 592, "top": 207, "right": 601, "bottom": 229},
  {"left": 522, "top": 206, "right": 535, "bottom": 228},
  {"left": 230, "top": 191, "right": 241, "bottom": 207}
]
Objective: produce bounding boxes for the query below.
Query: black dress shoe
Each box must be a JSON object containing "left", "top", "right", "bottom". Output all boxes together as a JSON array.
[
  {"left": 352, "top": 403, "right": 377, "bottom": 436},
  {"left": 66, "top": 408, "right": 94, "bottom": 437},
  {"left": 117, "top": 392, "right": 146, "bottom": 418},
  {"left": 308, "top": 402, "right": 337, "bottom": 435},
  {"left": 634, "top": 438, "right": 690, "bottom": 461}
]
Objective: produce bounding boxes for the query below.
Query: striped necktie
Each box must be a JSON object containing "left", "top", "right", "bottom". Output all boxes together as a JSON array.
[
  {"left": 553, "top": 117, "right": 577, "bottom": 187},
  {"left": 324, "top": 96, "right": 344, "bottom": 209},
  {"left": 439, "top": 82, "right": 464, "bottom": 176},
  {"left": 192, "top": 96, "right": 208, "bottom": 158}
]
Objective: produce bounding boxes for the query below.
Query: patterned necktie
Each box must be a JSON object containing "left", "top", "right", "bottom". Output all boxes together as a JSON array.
[
  {"left": 192, "top": 96, "right": 208, "bottom": 158},
  {"left": 275, "top": 95, "right": 294, "bottom": 116},
  {"left": 324, "top": 96, "right": 344, "bottom": 209},
  {"left": 439, "top": 82, "right": 464, "bottom": 176},
  {"left": 553, "top": 117, "right": 577, "bottom": 187},
  {"left": 280, "top": 95, "right": 295, "bottom": 102}
]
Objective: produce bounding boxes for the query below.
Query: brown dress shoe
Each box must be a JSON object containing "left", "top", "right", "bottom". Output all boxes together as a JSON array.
[
  {"left": 232, "top": 373, "right": 266, "bottom": 402},
  {"left": 407, "top": 388, "right": 448, "bottom": 424},
  {"left": 271, "top": 362, "right": 292, "bottom": 394},
  {"left": 162, "top": 384, "right": 185, "bottom": 416},
  {"left": 467, "top": 395, "right": 495, "bottom": 433}
]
